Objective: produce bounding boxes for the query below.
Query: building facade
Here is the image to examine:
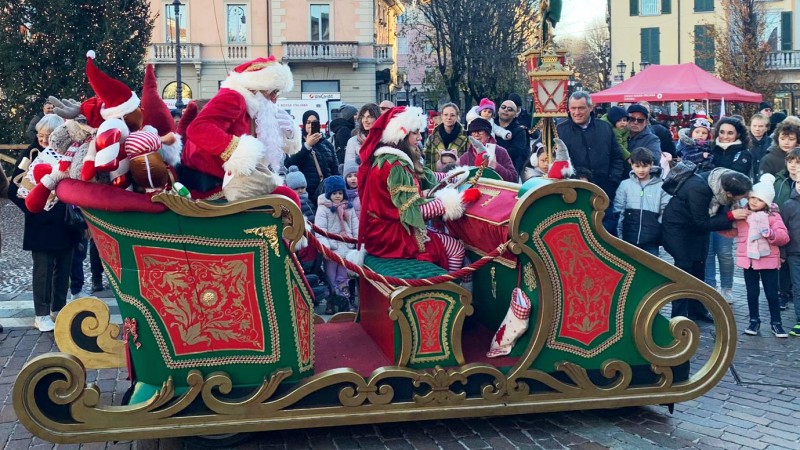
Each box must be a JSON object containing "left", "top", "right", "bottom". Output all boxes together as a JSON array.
[
  {"left": 148, "top": 0, "right": 403, "bottom": 116},
  {"left": 609, "top": 0, "right": 799, "bottom": 112}
]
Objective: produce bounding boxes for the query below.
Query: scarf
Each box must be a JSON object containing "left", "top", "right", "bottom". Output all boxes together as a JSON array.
[
  {"left": 746, "top": 211, "right": 771, "bottom": 260},
  {"left": 346, "top": 187, "right": 359, "bottom": 203},
  {"left": 715, "top": 139, "right": 742, "bottom": 150},
  {"left": 323, "top": 200, "right": 354, "bottom": 235},
  {"left": 707, "top": 167, "right": 735, "bottom": 216},
  {"left": 439, "top": 122, "right": 462, "bottom": 148}
]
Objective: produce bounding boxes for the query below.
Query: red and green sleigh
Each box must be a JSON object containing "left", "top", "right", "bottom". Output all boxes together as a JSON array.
[{"left": 12, "top": 173, "right": 736, "bottom": 444}]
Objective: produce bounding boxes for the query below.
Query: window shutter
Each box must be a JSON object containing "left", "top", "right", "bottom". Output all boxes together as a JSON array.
[
  {"left": 781, "top": 11, "right": 792, "bottom": 51},
  {"left": 652, "top": 28, "right": 660, "bottom": 64},
  {"left": 642, "top": 28, "right": 661, "bottom": 65},
  {"left": 631, "top": 0, "right": 639, "bottom": 16},
  {"left": 662, "top": 0, "right": 671, "bottom": 14}
]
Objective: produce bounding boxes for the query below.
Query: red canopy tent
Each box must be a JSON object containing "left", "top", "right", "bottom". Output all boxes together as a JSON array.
[{"left": 591, "top": 63, "right": 762, "bottom": 104}]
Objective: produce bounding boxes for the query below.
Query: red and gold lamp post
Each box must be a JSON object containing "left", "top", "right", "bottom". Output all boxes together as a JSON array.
[{"left": 524, "top": 46, "right": 572, "bottom": 165}]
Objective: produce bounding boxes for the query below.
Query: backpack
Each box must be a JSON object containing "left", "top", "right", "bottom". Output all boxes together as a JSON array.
[{"left": 662, "top": 160, "right": 698, "bottom": 196}]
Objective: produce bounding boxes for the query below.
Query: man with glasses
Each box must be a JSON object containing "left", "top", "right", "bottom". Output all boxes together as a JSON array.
[
  {"left": 626, "top": 104, "right": 661, "bottom": 161},
  {"left": 496, "top": 100, "right": 529, "bottom": 176},
  {"left": 556, "top": 92, "right": 624, "bottom": 235},
  {"left": 379, "top": 100, "right": 395, "bottom": 115}
]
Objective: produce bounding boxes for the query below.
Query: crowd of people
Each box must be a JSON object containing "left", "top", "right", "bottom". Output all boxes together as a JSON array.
[{"left": 4, "top": 53, "right": 799, "bottom": 340}]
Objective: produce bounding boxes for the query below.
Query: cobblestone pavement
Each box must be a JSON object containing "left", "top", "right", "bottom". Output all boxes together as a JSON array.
[{"left": 1, "top": 199, "right": 800, "bottom": 449}]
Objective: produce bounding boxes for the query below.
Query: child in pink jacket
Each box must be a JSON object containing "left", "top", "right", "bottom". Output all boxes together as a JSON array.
[{"left": 721, "top": 174, "right": 790, "bottom": 337}]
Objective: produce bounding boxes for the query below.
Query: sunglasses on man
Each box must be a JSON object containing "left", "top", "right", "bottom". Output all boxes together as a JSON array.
[{"left": 628, "top": 117, "right": 647, "bottom": 124}]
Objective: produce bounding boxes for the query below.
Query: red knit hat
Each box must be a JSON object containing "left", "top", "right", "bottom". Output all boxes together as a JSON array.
[
  {"left": 85, "top": 50, "right": 140, "bottom": 120},
  {"left": 476, "top": 98, "right": 496, "bottom": 114},
  {"left": 140, "top": 65, "right": 175, "bottom": 135}
]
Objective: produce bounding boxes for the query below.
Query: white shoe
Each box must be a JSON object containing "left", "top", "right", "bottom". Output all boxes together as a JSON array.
[
  {"left": 50, "top": 310, "right": 60, "bottom": 321},
  {"left": 721, "top": 288, "right": 734, "bottom": 305},
  {"left": 34, "top": 315, "right": 55, "bottom": 332}
]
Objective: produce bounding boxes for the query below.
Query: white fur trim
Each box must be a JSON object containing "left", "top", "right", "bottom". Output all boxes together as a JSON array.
[
  {"left": 382, "top": 107, "right": 426, "bottom": 144},
  {"left": 159, "top": 134, "right": 183, "bottom": 167},
  {"left": 374, "top": 146, "right": 413, "bottom": 166},
  {"left": 100, "top": 92, "right": 140, "bottom": 120},
  {"left": 346, "top": 248, "right": 367, "bottom": 267},
  {"left": 561, "top": 165, "right": 575, "bottom": 178},
  {"left": 221, "top": 63, "right": 294, "bottom": 94},
  {"left": 223, "top": 134, "right": 265, "bottom": 176},
  {"left": 435, "top": 187, "right": 465, "bottom": 221},
  {"left": 86, "top": 50, "right": 96, "bottom": 59}
]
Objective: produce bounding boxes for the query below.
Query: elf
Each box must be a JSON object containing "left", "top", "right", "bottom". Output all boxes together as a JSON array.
[{"left": 355, "top": 106, "right": 481, "bottom": 272}]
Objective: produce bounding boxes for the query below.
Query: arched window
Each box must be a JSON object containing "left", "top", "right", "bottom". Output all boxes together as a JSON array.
[{"left": 162, "top": 82, "right": 193, "bottom": 100}]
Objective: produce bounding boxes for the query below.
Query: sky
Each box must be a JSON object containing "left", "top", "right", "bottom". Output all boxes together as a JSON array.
[{"left": 553, "top": 0, "right": 608, "bottom": 39}]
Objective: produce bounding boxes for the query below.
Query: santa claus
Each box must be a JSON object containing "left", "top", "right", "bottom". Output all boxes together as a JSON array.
[
  {"left": 356, "top": 106, "right": 480, "bottom": 271},
  {"left": 182, "top": 56, "right": 300, "bottom": 202}
]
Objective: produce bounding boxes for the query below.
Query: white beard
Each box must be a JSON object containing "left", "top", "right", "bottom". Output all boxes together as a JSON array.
[{"left": 254, "top": 92, "right": 284, "bottom": 173}]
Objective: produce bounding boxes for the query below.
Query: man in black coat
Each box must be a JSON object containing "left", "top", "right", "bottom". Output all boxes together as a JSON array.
[
  {"left": 661, "top": 169, "right": 752, "bottom": 320},
  {"left": 496, "top": 99, "right": 530, "bottom": 177},
  {"left": 557, "top": 91, "right": 625, "bottom": 235}
]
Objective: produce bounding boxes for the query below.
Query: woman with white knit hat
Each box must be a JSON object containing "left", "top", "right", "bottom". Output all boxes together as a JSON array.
[{"left": 719, "top": 173, "right": 791, "bottom": 337}]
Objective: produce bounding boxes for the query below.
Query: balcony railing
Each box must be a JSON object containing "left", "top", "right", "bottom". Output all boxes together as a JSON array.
[
  {"left": 766, "top": 50, "right": 800, "bottom": 70},
  {"left": 282, "top": 42, "right": 358, "bottom": 62},
  {"left": 225, "top": 45, "right": 250, "bottom": 60},
  {"left": 374, "top": 44, "right": 394, "bottom": 64},
  {"left": 149, "top": 43, "right": 202, "bottom": 63}
]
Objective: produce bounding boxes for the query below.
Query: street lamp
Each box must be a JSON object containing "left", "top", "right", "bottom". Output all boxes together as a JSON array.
[
  {"left": 172, "top": 0, "right": 185, "bottom": 111},
  {"left": 616, "top": 60, "right": 627, "bottom": 82},
  {"left": 411, "top": 88, "right": 417, "bottom": 107},
  {"left": 403, "top": 80, "right": 411, "bottom": 107},
  {"left": 630, "top": 61, "right": 636, "bottom": 78},
  {"left": 640, "top": 60, "right": 650, "bottom": 71}
]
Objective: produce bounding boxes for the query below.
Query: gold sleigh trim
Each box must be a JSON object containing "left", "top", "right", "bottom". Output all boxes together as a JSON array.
[{"left": 20, "top": 181, "right": 735, "bottom": 443}]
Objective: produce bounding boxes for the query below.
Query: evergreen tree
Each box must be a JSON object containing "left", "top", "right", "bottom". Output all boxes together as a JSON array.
[{"left": 0, "top": 0, "right": 155, "bottom": 144}]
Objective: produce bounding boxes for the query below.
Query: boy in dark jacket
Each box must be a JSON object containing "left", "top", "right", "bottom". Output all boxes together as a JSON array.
[
  {"left": 775, "top": 149, "right": 800, "bottom": 310},
  {"left": 780, "top": 181, "right": 800, "bottom": 336},
  {"left": 760, "top": 118, "right": 800, "bottom": 176},
  {"left": 613, "top": 148, "right": 670, "bottom": 256}
]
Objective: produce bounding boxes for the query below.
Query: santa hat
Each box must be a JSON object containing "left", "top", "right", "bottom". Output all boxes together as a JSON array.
[
  {"left": 141, "top": 64, "right": 175, "bottom": 135},
  {"left": 221, "top": 56, "right": 293, "bottom": 93},
  {"left": 751, "top": 173, "right": 776, "bottom": 205},
  {"left": 694, "top": 108, "right": 708, "bottom": 120},
  {"left": 380, "top": 106, "right": 426, "bottom": 145},
  {"left": 85, "top": 50, "right": 140, "bottom": 121}
]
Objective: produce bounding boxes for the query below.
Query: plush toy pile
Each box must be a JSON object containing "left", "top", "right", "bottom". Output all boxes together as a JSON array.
[{"left": 20, "top": 51, "right": 183, "bottom": 213}]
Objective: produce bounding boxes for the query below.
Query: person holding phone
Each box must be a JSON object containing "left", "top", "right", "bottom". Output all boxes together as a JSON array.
[{"left": 284, "top": 110, "right": 339, "bottom": 206}]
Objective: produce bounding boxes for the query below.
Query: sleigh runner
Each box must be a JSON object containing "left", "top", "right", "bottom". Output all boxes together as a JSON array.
[{"left": 12, "top": 175, "right": 736, "bottom": 444}]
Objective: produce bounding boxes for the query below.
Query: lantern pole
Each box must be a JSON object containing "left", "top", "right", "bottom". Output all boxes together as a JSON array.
[{"left": 524, "top": 2, "right": 572, "bottom": 169}]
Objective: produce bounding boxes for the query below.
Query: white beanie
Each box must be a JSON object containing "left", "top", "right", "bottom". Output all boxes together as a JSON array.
[{"left": 751, "top": 173, "right": 776, "bottom": 205}]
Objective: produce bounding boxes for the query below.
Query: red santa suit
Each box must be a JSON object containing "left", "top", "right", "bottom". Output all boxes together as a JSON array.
[
  {"left": 183, "top": 56, "right": 300, "bottom": 201},
  {"left": 357, "top": 107, "right": 480, "bottom": 271}
]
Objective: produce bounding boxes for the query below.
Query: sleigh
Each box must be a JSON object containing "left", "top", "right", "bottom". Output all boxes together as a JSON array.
[{"left": 12, "top": 175, "right": 736, "bottom": 445}]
